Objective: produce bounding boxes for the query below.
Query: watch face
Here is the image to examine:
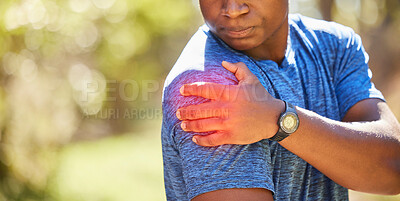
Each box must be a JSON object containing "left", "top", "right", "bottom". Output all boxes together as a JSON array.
[{"left": 281, "top": 112, "right": 299, "bottom": 133}]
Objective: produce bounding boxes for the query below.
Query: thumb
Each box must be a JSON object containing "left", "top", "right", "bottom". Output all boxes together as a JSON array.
[
  {"left": 222, "top": 61, "right": 258, "bottom": 84},
  {"left": 192, "top": 132, "right": 228, "bottom": 147}
]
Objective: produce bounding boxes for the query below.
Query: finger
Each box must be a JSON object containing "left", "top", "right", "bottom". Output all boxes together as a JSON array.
[
  {"left": 192, "top": 132, "right": 229, "bottom": 147},
  {"left": 181, "top": 118, "right": 224, "bottom": 133},
  {"left": 221, "top": 61, "right": 258, "bottom": 83},
  {"left": 180, "top": 82, "right": 229, "bottom": 100},
  {"left": 177, "top": 102, "right": 229, "bottom": 120}
]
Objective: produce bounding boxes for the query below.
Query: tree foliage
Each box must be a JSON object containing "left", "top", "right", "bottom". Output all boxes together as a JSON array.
[{"left": 0, "top": 0, "right": 200, "bottom": 199}]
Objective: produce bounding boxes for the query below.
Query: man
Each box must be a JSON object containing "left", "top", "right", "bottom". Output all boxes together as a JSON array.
[{"left": 161, "top": 0, "right": 400, "bottom": 200}]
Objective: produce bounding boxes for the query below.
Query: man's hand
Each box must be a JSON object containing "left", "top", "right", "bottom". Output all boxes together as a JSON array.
[{"left": 176, "top": 61, "right": 284, "bottom": 146}]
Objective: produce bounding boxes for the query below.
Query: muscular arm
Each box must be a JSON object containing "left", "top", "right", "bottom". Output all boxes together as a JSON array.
[
  {"left": 192, "top": 188, "right": 273, "bottom": 201},
  {"left": 163, "top": 61, "right": 276, "bottom": 200}
]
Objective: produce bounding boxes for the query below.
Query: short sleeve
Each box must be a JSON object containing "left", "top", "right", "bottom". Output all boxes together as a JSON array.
[
  {"left": 174, "top": 127, "right": 274, "bottom": 200},
  {"left": 162, "top": 64, "right": 274, "bottom": 200},
  {"left": 334, "top": 28, "right": 385, "bottom": 119}
]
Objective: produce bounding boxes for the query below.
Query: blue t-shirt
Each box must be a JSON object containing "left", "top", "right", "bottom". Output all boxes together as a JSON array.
[{"left": 161, "top": 14, "right": 384, "bottom": 201}]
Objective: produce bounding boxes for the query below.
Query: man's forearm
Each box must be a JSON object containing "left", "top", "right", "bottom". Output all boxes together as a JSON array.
[{"left": 279, "top": 102, "right": 400, "bottom": 195}]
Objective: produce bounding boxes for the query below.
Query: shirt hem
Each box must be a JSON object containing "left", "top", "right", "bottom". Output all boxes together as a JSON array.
[{"left": 188, "top": 179, "right": 275, "bottom": 200}]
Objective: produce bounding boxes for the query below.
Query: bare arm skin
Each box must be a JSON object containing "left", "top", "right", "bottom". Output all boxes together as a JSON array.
[
  {"left": 281, "top": 98, "right": 400, "bottom": 195},
  {"left": 177, "top": 61, "right": 400, "bottom": 195},
  {"left": 192, "top": 188, "right": 274, "bottom": 201}
]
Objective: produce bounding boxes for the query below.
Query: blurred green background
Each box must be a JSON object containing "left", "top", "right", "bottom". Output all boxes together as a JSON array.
[{"left": 0, "top": 0, "right": 399, "bottom": 200}]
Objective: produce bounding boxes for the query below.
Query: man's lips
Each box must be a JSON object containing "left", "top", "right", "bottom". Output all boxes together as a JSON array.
[{"left": 224, "top": 26, "right": 255, "bottom": 38}]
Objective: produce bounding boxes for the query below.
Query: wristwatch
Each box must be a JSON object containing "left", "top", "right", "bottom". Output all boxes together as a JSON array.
[{"left": 269, "top": 101, "right": 299, "bottom": 142}]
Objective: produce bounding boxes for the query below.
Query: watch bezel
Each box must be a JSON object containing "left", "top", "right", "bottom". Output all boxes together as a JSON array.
[
  {"left": 279, "top": 111, "right": 299, "bottom": 134},
  {"left": 269, "top": 101, "right": 300, "bottom": 142}
]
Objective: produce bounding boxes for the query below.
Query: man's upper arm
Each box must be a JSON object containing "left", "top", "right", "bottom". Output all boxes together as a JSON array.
[
  {"left": 333, "top": 27, "right": 385, "bottom": 120},
  {"left": 336, "top": 29, "right": 397, "bottom": 125},
  {"left": 342, "top": 98, "right": 382, "bottom": 122},
  {"left": 162, "top": 66, "right": 275, "bottom": 200},
  {"left": 343, "top": 98, "right": 399, "bottom": 127}
]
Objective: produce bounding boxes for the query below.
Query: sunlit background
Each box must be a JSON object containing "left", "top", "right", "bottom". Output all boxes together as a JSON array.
[{"left": 0, "top": 0, "right": 399, "bottom": 200}]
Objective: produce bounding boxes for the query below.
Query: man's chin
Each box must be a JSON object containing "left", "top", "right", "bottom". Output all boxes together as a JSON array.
[{"left": 226, "top": 41, "right": 257, "bottom": 52}]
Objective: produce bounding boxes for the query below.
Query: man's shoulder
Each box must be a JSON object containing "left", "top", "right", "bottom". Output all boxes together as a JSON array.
[
  {"left": 162, "top": 26, "right": 239, "bottom": 126},
  {"left": 163, "top": 25, "right": 239, "bottom": 103},
  {"left": 163, "top": 25, "right": 211, "bottom": 89},
  {"left": 289, "top": 14, "right": 358, "bottom": 43}
]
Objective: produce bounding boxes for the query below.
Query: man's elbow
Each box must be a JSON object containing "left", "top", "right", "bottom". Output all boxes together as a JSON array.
[
  {"left": 386, "top": 141, "right": 400, "bottom": 195},
  {"left": 380, "top": 180, "right": 400, "bottom": 195},
  {"left": 348, "top": 163, "right": 400, "bottom": 195},
  {"left": 377, "top": 128, "right": 400, "bottom": 195},
  {"left": 387, "top": 170, "right": 400, "bottom": 195},
  {"left": 376, "top": 162, "right": 400, "bottom": 195},
  {"left": 371, "top": 172, "right": 400, "bottom": 195}
]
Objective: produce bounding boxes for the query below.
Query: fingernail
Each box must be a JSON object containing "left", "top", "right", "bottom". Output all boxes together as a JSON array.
[
  {"left": 180, "top": 85, "right": 185, "bottom": 95},
  {"left": 181, "top": 122, "right": 187, "bottom": 130},
  {"left": 176, "top": 110, "right": 181, "bottom": 119},
  {"left": 192, "top": 137, "right": 198, "bottom": 144}
]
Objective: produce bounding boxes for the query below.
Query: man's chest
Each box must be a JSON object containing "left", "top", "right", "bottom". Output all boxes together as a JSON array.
[{"left": 250, "top": 59, "right": 341, "bottom": 121}]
